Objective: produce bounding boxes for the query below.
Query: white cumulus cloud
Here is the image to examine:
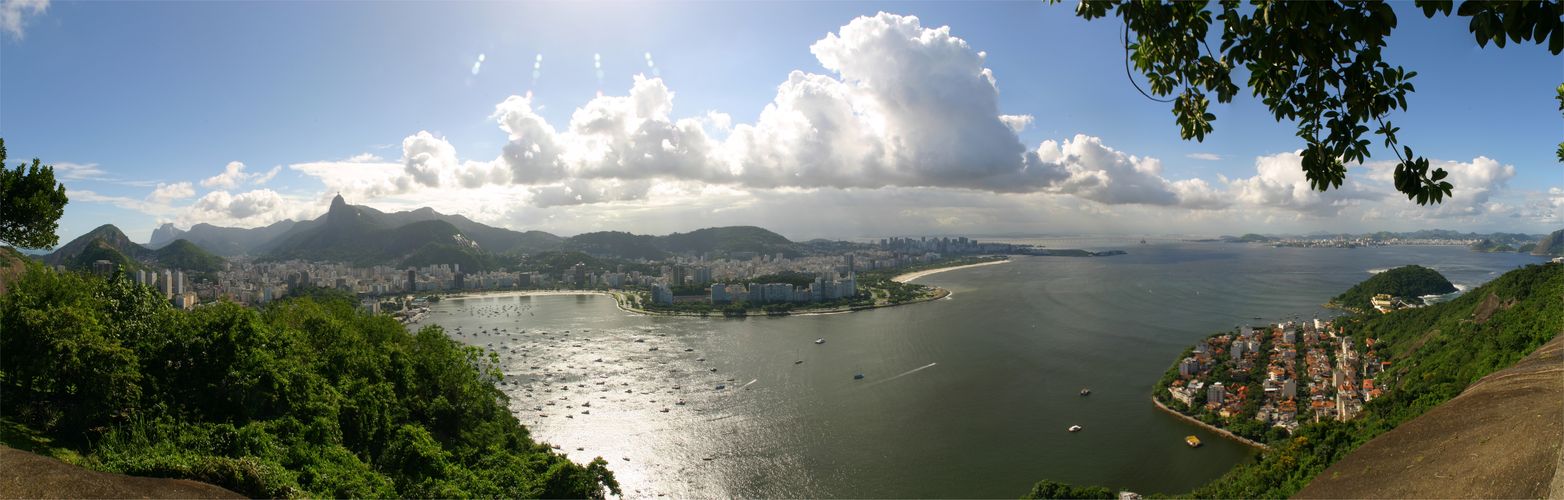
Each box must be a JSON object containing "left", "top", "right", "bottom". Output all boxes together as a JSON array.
[
  {"left": 201, "top": 161, "right": 266, "bottom": 189},
  {"left": 0, "top": 0, "right": 47, "bottom": 38},
  {"left": 147, "top": 181, "right": 195, "bottom": 203},
  {"left": 180, "top": 189, "right": 314, "bottom": 227}
]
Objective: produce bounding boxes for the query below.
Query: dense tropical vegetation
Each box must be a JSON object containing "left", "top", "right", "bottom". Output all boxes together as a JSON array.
[{"left": 0, "top": 262, "right": 618, "bottom": 498}]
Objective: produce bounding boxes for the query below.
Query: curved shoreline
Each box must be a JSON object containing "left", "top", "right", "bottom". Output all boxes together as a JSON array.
[
  {"left": 892, "top": 258, "right": 1012, "bottom": 283},
  {"left": 432, "top": 258, "right": 1005, "bottom": 318},
  {"left": 1151, "top": 396, "right": 1270, "bottom": 450},
  {"left": 614, "top": 287, "right": 952, "bottom": 317}
]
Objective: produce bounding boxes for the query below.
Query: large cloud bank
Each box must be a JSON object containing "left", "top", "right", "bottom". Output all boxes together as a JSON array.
[{"left": 145, "top": 11, "right": 1540, "bottom": 233}]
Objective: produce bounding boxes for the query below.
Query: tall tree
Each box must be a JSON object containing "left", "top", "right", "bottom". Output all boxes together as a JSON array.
[
  {"left": 1064, "top": 0, "right": 1563, "bottom": 205},
  {"left": 0, "top": 138, "right": 70, "bottom": 249}
]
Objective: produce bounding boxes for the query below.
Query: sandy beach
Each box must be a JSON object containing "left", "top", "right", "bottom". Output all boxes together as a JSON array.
[{"left": 892, "top": 258, "right": 1012, "bottom": 283}]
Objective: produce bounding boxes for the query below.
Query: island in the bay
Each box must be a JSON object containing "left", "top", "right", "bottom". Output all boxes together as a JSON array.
[{"left": 31, "top": 195, "right": 1126, "bottom": 318}]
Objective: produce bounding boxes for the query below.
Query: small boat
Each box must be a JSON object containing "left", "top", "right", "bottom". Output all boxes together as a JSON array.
[
  {"left": 853, "top": 373, "right": 864, "bottom": 380},
  {"left": 815, "top": 338, "right": 825, "bottom": 344},
  {"left": 1186, "top": 435, "right": 1202, "bottom": 447},
  {"left": 1079, "top": 388, "right": 1091, "bottom": 396},
  {"left": 1068, "top": 425, "right": 1083, "bottom": 432},
  {"left": 794, "top": 360, "right": 804, "bottom": 365}
]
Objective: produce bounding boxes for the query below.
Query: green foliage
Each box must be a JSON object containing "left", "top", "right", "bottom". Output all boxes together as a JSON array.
[
  {"left": 0, "top": 138, "right": 70, "bottom": 249},
  {"left": 1330, "top": 264, "right": 1456, "bottom": 311},
  {"left": 0, "top": 268, "right": 618, "bottom": 498},
  {"left": 1022, "top": 479, "right": 1115, "bottom": 499},
  {"left": 1065, "top": 1, "right": 1563, "bottom": 205}
]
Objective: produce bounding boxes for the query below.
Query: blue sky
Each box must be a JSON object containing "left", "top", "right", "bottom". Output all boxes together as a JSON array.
[{"left": 2, "top": 1, "right": 1559, "bottom": 244}]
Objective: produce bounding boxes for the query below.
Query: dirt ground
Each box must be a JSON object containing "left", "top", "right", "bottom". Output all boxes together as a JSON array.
[
  {"left": 1296, "top": 332, "right": 1564, "bottom": 499},
  {"left": 0, "top": 446, "right": 243, "bottom": 499}
]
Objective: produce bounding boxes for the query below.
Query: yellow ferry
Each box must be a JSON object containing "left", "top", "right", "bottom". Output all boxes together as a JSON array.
[{"left": 1185, "top": 435, "right": 1201, "bottom": 448}]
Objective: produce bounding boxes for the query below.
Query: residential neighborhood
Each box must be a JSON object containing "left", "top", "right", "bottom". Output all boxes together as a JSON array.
[{"left": 1158, "top": 318, "right": 1385, "bottom": 442}]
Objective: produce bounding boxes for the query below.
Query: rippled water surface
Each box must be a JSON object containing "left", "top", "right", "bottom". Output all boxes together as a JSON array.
[{"left": 414, "top": 241, "right": 1544, "bottom": 498}]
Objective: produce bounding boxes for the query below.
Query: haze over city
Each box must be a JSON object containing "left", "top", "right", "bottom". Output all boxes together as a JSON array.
[{"left": 3, "top": 1, "right": 1560, "bottom": 244}]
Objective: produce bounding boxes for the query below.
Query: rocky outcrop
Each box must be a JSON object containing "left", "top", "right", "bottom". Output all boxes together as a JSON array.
[{"left": 0, "top": 446, "right": 243, "bottom": 499}]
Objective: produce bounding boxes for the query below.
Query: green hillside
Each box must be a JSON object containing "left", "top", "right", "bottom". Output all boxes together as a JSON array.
[
  {"left": 563, "top": 231, "right": 666, "bottom": 260},
  {"left": 659, "top": 226, "right": 799, "bottom": 257},
  {"left": 45, "top": 225, "right": 152, "bottom": 267},
  {"left": 152, "top": 239, "right": 225, "bottom": 273},
  {"left": 266, "top": 204, "right": 472, "bottom": 266},
  {"left": 0, "top": 267, "right": 617, "bottom": 498},
  {"left": 560, "top": 226, "right": 801, "bottom": 260},
  {"left": 1330, "top": 265, "right": 1456, "bottom": 311},
  {"left": 68, "top": 239, "right": 144, "bottom": 272}
]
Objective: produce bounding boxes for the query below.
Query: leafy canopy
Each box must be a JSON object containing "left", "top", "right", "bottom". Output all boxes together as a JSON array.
[
  {"left": 1064, "top": 0, "right": 1564, "bottom": 205},
  {"left": 0, "top": 138, "right": 70, "bottom": 249},
  {"left": 0, "top": 267, "right": 619, "bottom": 498}
]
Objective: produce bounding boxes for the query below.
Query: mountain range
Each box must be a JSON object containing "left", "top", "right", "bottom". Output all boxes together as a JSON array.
[
  {"left": 41, "top": 224, "right": 226, "bottom": 275},
  {"left": 47, "top": 195, "right": 807, "bottom": 270}
]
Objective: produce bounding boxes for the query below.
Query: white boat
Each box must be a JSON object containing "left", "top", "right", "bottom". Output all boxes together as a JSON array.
[
  {"left": 814, "top": 338, "right": 825, "bottom": 344},
  {"left": 1068, "top": 425, "right": 1083, "bottom": 432}
]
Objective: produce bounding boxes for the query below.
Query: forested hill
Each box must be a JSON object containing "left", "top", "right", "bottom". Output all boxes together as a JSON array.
[
  {"left": 1330, "top": 264, "right": 1456, "bottom": 311},
  {"left": 1024, "top": 262, "right": 1564, "bottom": 498},
  {"left": 562, "top": 226, "right": 801, "bottom": 260},
  {"left": 39, "top": 226, "right": 226, "bottom": 276},
  {"left": 42, "top": 224, "right": 151, "bottom": 266},
  {"left": 0, "top": 264, "right": 618, "bottom": 498}
]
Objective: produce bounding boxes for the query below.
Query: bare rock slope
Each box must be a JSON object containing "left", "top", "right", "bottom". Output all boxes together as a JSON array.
[{"left": 0, "top": 446, "right": 243, "bottom": 499}]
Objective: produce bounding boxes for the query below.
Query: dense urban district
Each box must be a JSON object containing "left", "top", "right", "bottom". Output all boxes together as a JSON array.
[{"left": 31, "top": 196, "right": 1129, "bottom": 318}]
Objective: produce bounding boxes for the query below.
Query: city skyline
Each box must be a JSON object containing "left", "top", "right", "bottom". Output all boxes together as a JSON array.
[{"left": 3, "top": 1, "right": 1560, "bottom": 245}]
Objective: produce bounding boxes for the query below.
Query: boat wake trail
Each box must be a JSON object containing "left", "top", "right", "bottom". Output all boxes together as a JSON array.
[{"left": 869, "top": 362, "right": 938, "bottom": 386}]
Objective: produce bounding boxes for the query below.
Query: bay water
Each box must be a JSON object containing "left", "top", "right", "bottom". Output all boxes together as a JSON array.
[{"left": 417, "top": 241, "right": 1544, "bottom": 498}]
